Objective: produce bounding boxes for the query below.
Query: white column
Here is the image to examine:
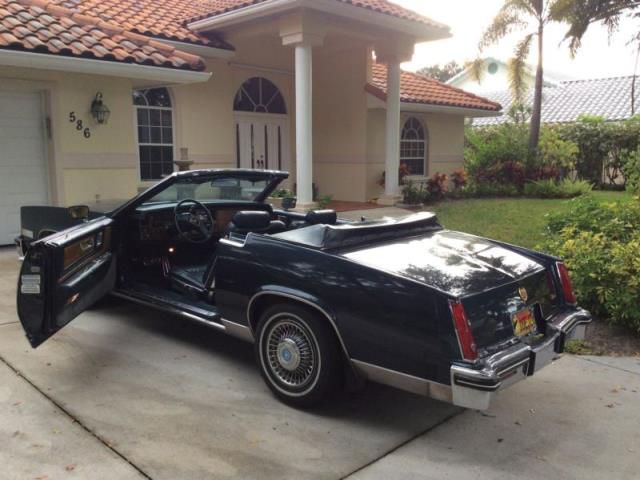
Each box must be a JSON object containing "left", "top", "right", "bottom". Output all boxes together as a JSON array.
[
  {"left": 384, "top": 61, "right": 402, "bottom": 197},
  {"left": 295, "top": 43, "right": 314, "bottom": 206}
]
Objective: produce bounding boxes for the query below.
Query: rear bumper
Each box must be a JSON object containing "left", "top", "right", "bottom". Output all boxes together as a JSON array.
[{"left": 450, "top": 308, "right": 592, "bottom": 410}]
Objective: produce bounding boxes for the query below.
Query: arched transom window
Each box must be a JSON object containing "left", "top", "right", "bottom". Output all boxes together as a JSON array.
[
  {"left": 133, "top": 87, "right": 173, "bottom": 181},
  {"left": 234, "top": 77, "right": 287, "bottom": 114},
  {"left": 400, "top": 117, "right": 427, "bottom": 176}
]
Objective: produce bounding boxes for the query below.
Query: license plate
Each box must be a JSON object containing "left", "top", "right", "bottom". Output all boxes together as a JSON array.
[{"left": 512, "top": 306, "right": 537, "bottom": 337}]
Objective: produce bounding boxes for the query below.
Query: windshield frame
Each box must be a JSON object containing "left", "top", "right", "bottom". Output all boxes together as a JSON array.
[{"left": 110, "top": 169, "right": 288, "bottom": 218}]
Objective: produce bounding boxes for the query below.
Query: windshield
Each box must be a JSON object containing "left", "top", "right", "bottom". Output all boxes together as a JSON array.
[{"left": 142, "top": 175, "right": 274, "bottom": 206}]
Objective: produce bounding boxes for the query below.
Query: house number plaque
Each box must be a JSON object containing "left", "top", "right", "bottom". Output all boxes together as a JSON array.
[{"left": 68, "top": 111, "right": 91, "bottom": 139}]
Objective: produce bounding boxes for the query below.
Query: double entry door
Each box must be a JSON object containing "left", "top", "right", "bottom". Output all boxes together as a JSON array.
[{"left": 235, "top": 114, "right": 289, "bottom": 172}]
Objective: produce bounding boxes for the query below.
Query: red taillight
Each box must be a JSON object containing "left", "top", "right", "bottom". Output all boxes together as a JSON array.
[
  {"left": 449, "top": 300, "right": 477, "bottom": 361},
  {"left": 556, "top": 262, "right": 577, "bottom": 305}
]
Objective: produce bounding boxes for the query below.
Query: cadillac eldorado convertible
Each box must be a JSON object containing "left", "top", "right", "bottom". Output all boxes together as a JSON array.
[{"left": 16, "top": 169, "right": 592, "bottom": 409}]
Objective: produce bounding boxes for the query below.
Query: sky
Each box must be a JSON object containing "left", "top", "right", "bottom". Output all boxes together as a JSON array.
[{"left": 391, "top": 0, "right": 639, "bottom": 79}]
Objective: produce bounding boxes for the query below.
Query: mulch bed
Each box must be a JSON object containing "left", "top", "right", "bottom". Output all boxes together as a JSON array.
[{"left": 582, "top": 319, "right": 640, "bottom": 357}]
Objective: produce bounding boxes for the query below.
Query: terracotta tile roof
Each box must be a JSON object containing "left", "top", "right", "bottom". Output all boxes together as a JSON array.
[
  {"left": 0, "top": 0, "right": 206, "bottom": 70},
  {"left": 368, "top": 63, "right": 502, "bottom": 112},
  {"left": 188, "top": 0, "right": 447, "bottom": 29},
  {"left": 49, "top": 0, "right": 232, "bottom": 48}
]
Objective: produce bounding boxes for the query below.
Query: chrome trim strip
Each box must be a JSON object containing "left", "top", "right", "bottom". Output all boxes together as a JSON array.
[
  {"left": 221, "top": 319, "right": 254, "bottom": 343},
  {"left": 351, "top": 359, "right": 453, "bottom": 403},
  {"left": 111, "top": 291, "right": 226, "bottom": 332},
  {"left": 247, "top": 290, "right": 351, "bottom": 358},
  {"left": 219, "top": 237, "right": 245, "bottom": 248}
]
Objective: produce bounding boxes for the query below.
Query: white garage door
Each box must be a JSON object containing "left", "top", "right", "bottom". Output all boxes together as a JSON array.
[{"left": 0, "top": 91, "right": 49, "bottom": 245}]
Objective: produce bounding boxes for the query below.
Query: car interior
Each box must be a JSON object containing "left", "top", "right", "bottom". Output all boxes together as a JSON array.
[{"left": 117, "top": 175, "right": 339, "bottom": 312}]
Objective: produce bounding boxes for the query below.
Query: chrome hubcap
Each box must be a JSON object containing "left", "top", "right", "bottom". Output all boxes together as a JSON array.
[{"left": 266, "top": 320, "right": 315, "bottom": 388}]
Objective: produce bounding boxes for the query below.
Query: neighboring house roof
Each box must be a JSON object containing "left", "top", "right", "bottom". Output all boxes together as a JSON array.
[
  {"left": 473, "top": 76, "right": 640, "bottom": 126},
  {"left": 367, "top": 63, "right": 502, "bottom": 112},
  {"left": 0, "top": 0, "right": 206, "bottom": 70},
  {"left": 187, "top": 0, "right": 445, "bottom": 28}
]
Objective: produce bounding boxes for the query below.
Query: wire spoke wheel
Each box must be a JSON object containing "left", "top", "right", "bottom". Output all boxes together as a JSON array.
[{"left": 265, "top": 318, "right": 317, "bottom": 389}]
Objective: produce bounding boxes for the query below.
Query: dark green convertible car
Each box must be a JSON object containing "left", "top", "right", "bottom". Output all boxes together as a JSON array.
[{"left": 16, "top": 169, "right": 591, "bottom": 409}]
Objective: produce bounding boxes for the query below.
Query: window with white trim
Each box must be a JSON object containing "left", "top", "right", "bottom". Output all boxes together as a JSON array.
[
  {"left": 133, "top": 88, "right": 174, "bottom": 181},
  {"left": 400, "top": 117, "right": 427, "bottom": 176},
  {"left": 234, "top": 77, "right": 287, "bottom": 114}
]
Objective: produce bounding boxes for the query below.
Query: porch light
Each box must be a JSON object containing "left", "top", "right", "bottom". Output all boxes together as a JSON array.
[{"left": 90, "top": 92, "right": 110, "bottom": 124}]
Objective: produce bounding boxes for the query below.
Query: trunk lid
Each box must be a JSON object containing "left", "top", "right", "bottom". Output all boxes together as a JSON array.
[
  {"left": 343, "top": 230, "right": 557, "bottom": 353},
  {"left": 342, "top": 230, "right": 544, "bottom": 297}
]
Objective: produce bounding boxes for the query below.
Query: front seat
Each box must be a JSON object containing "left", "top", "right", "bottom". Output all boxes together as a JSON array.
[{"left": 227, "top": 211, "right": 287, "bottom": 236}]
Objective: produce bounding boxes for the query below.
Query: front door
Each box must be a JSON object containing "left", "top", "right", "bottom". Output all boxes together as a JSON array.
[
  {"left": 236, "top": 114, "right": 289, "bottom": 172},
  {"left": 17, "top": 217, "right": 116, "bottom": 348}
]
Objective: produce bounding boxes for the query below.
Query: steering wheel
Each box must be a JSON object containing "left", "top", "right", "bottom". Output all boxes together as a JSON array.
[{"left": 174, "top": 199, "right": 215, "bottom": 244}]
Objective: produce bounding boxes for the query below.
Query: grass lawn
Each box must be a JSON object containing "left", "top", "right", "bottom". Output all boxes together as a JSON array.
[{"left": 429, "top": 191, "right": 634, "bottom": 249}]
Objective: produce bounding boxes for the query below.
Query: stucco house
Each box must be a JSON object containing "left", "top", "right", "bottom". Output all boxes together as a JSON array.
[{"left": 0, "top": 0, "right": 501, "bottom": 245}]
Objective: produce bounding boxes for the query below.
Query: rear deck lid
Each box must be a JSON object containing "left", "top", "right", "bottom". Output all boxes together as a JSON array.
[{"left": 342, "top": 230, "right": 543, "bottom": 297}]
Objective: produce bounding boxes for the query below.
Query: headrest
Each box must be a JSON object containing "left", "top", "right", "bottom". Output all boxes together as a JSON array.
[
  {"left": 232, "top": 210, "right": 271, "bottom": 229},
  {"left": 306, "top": 209, "right": 337, "bottom": 225}
]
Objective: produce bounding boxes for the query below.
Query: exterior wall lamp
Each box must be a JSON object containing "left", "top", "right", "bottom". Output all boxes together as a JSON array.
[{"left": 90, "top": 92, "right": 110, "bottom": 124}]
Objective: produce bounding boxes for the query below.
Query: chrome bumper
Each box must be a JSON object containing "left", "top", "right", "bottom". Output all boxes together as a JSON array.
[{"left": 450, "top": 308, "right": 592, "bottom": 410}]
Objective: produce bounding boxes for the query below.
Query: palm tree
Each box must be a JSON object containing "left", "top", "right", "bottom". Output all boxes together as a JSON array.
[
  {"left": 478, "top": 0, "right": 565, "bottom": 157},
  {"left": 552, "top": 0, "right": 639, "bottom": 54}
]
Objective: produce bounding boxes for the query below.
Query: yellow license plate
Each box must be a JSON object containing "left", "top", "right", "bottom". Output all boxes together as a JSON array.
[{"left": 512, "top": 306, "right": 537, "bottom": 337}]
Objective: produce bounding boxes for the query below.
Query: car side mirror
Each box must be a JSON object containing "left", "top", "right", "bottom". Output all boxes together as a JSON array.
[
  {"left": 68, "top": 205, "right": 90, "bottom": 221},
  {"left": 282, "top": 197, "right": 297, "bottom": 211}
]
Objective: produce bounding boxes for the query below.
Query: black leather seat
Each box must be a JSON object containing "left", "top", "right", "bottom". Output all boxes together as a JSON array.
[
  {"left": 227, "top": 211, "right": 287, "bottom": 236},
  {"left": 290, "top": 209, "right": 338, "bottom": 229},
  {"left": 306, "top": 209, "right": 337, "bottom": 225}
]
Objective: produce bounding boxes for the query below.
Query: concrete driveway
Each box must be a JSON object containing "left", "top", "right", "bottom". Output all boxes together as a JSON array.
[{"left": 1, "top": 247, "right": 639, "bottom": 479}]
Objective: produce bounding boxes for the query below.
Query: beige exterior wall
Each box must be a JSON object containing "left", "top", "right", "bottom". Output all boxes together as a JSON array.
[
  {"left": 0, "top": 66, "right": 139, "bottom": 206},
  {"left": 365, "top": 109, "right": 465, "bottom": 201},
  {"left": 0, "top": 34, "right": 467, "bottom": 206}
]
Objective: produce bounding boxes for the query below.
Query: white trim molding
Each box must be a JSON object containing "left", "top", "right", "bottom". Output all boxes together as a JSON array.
[
  {"left": 367, "top": 93, "right": 502, "bottom": 118},
  {"left": 0, "top": 50, "right": 212, "bottom": 84},
  {"left": 188, "top": 0, "right": 450, "bottom": 42}
]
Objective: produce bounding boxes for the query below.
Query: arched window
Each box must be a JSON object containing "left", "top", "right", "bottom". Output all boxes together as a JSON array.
[
  {"left": 133, "top": 88, "right": 174, "bottom": 181},
  {"left": 234, "top": 77, "right": 286, "bottom": 114},
  {"left": 400, "top": 117, "right": 427, "bottom": 175}
]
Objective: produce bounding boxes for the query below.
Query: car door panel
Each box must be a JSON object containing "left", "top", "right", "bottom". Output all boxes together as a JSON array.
[{"left": 17, "top": 218, "right": 116, "bottom": 348}]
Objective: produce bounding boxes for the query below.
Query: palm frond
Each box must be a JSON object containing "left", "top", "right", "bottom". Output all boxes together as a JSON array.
[
  {"left": 479, "top": 9, "right": 528, "bottom": 50},
  {"left": 508, "top": 33, "right": 535, "bottom": 103},
  {"left": 466, "top": 58, "right": 486, "bottom": 83}
]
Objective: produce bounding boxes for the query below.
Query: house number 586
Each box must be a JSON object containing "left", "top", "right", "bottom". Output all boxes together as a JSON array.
[{"left": 68, "top": 111, "right": 91, "bottom": 139}]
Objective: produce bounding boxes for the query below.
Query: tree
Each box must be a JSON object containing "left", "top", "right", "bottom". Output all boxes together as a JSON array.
[
  {"left": 552, "top": 0, "right": 640, "bottom": 54},
  {"left": 478, "top": 0, "right": 565, "bottom": 158},
  {"left": 417, "top": 61, "right": 464, "bottom": 82}
]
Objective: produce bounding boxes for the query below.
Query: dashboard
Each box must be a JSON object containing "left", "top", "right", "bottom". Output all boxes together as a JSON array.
[{"left": 133, "top": 202, "right": 273, "bottom": 243}]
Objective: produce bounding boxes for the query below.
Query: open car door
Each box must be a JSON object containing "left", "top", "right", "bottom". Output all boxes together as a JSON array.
[{"left": 17, "top": 217, "right": 116, "bottom": 348}]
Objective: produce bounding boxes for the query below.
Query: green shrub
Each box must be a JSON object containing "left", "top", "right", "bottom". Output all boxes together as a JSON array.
[
  {"left": 401, "top": 181, "right": 425, "bottom": 205},
  {"left": 538, "top": 128, "right": 579, "bottom": 171},
  {"left": 524, "top": 178, "right": 592, "bottom": 198},
  {"left": 540, "top": 197, "right": 640, "bottom": 333},
  {"left": 624, "top": 147, "right": 640, "bottom": 195}
]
